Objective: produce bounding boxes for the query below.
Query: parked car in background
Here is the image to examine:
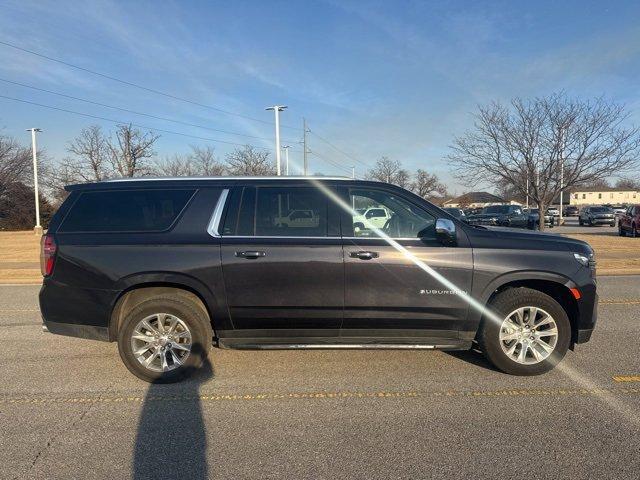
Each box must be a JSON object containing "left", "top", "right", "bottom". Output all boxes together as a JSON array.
[
  {"left": 563, "top": 206, "right": 579, "bottom": 216},
  {"left": 443, "top": 207, "right": 467, "bottom": 221},
  {"left": 547, "top": 206, "right": 560, "bottom": 218},
  {"left": 578, "top": 206, "right": 616, "bottom": 227},
  {"left": 612, "top": 205, "right": 627, "bottom": 217},
  {"left": 526, "top": 208, "right": 554, "bottom": 229},
  {"left": 618, "top": 205, "right": 640, "bottom": 237},
  {"left": 352, "top": 207, "right": 391, "bottom": 230},
  {"left": 466, "top": 205, "right": 528, "bottom": 228},
  {"left": 275, "top": 209, "right": 320, "bottom": 228}
]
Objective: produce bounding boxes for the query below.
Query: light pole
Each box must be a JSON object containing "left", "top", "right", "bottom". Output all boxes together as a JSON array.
[
  {"left": 559, "top": 126, "right": 565, "bottom": 225},
  {"left": 265, "top": 105, "right": 287, "bottom": 175},
  {"left": 282, "top": 145, "right": 290, "bottom": 175},
  {"left": 27, "top": 128, "right": 42, "bottom": 234}
]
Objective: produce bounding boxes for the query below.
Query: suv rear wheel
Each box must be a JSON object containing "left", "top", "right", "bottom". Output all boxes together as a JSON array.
[
  {"left": 117, "top": 294, "right": 212, "bottom": 383},
  {"left": 479, "top": 287, "right": 571, "bottom": 375}
]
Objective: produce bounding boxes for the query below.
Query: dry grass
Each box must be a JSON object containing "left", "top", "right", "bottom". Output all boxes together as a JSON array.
[
  {"left": 0, "top": 230, "right": 639, "bottom": 284},
  {"left": 563, "top": 233, "right": 640, "bottom": 275}
]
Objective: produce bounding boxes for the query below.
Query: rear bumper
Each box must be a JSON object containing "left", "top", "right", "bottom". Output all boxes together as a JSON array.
[
  {"left": 39, "top": 280, "right": 118, "bottom": 342},
  {"left": 42, "top": 319, "right": 109, "bottom": 341}
]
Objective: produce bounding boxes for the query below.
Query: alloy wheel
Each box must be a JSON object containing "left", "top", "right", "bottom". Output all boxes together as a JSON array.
[
  {"left": 130, "top": 313, "right": 192, "bottom": 372},
  {"left": 499, "top": 307, "right": 558, "bottom": 365}
]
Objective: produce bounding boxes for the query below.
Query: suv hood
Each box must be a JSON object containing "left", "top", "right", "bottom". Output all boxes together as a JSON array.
[{"left": 480, "top": 226, "right": 593, "bottom": 254}]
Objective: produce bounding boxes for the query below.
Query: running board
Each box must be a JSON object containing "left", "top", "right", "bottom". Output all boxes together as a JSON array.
[{"left": 218, "top": 340, "right": 468, "bottom": 350}]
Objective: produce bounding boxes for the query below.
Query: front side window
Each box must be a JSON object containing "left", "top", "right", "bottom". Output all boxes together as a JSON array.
[
  {"left": 254, "top": 187, "right": 327, "bottom": 237},
  {"left": 350, "top": 189, "right": 435, "bottom": 239}
]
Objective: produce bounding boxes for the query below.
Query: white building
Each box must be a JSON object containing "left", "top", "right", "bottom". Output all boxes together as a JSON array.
[{"left": 569, "top": 189, "right": 638, "bottom": 206}]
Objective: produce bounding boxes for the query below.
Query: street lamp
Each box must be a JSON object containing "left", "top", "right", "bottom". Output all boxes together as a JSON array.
[
  {"left": 26, "top": 128, "right": 42, "bottom": 234},
  {"left": 265, "top": 105, "right": 287, "bottom": 175},
  {"left": 282, "top": 145, "right": 291, "bottom": 175}
]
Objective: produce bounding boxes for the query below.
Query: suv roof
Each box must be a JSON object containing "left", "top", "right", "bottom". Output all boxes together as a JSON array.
[{"left": 65, "top": 176, "right": 359, "bottom": 191}]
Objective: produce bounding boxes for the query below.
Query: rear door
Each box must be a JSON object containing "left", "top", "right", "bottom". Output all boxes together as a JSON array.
[
  {"left": 219, "top": 184, "right": 344, "bottom": 343},
  {"left": 340, "top": 185, "right": 473, "bottom": 345}
]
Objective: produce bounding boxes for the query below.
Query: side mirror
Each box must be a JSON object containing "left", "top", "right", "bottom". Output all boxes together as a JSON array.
[{"left": 435, "top": 218, "right": 457, "bottom": 246}]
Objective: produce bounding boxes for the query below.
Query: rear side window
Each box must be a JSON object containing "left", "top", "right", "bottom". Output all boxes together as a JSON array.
[
  {"left": 254, "top": 187, "right": 328, "bottom": 237},
  {"left": 59, "top": 189, "right": 195, "bottom": 232}
]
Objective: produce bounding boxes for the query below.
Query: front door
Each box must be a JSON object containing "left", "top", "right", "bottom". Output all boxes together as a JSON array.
[
  {"left": 219, "top": 185, "right": 343, "bottom": 343},
  {"left": 341, "top": 186, "right": 473, "bottom": 345}
]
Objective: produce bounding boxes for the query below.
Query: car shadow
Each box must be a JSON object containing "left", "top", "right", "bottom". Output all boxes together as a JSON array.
[
  {"left": 445, "top": 347, "right": 499, "bottom": 372},
  {"left": 133, "top": 349, "right": 213, "bottom": 480}
]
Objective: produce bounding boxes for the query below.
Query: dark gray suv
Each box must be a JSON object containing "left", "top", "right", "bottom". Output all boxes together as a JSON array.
[{"left": 39, "top": 177, "right": 597, "bottom": 382}]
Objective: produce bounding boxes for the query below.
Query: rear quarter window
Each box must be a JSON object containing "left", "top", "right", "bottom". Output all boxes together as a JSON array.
[{"left": 59, "top": 189, "right": 195, "bottom": 233}]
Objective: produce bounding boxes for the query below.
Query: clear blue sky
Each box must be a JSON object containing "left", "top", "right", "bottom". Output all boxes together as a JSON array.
[{"left": 1, "top": 0, "right": 639, "bottom": 192}]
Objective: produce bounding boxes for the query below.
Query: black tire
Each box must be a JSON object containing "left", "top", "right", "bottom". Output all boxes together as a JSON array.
[
  {"left": 619, "top": 222, "right": 626, "bottom": 237},
  {"left": 578, "top": 218, "right": 583, "bottom": 226},
  {"left": 478, "top": 287, "right": 571, "bottom": 376},
  {"left": 117, "top": 294, "right": 212, "bottom": 383},
  {"left": 632, "top": 223, "right": 638, "bottom": 238}
]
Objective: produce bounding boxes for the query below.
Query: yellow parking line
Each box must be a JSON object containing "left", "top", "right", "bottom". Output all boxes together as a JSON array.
[
  {"left": 613, "top": 375, "right": 640, "bottom": 383},
  {"left": 600, "top": 300, "right": 640, "bottom": 305},
  {"left": 1, "top": 387, "right": 639, "bottom": 405}
]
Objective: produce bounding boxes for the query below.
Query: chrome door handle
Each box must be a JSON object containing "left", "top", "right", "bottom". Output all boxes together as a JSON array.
[
  {"left": 235, "top": 251, "right": 266, "bottom": 259},
  {"left": 349, "top": 251, "right": 379, "bottom": 260}
]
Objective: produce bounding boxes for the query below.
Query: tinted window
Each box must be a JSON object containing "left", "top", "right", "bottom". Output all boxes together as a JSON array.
[
  {"left": 255, "top": 187, "right": 327, "bottom": 236},
  {"left": 60, "top": 189, "right": 194, "bottom": 232},
  {"left": 591, "top": 207, "right": 611, "bottom": 213},
  {"left": 350, "top": 188, "right": 435, "bottom": 239}
]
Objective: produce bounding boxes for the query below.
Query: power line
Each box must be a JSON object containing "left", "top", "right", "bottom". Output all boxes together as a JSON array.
[
  {"left": 308, "top": 150, "right": 353, "bottom": 176},
  {"left": 308, "top": 128, "right": 370, "bottom": 168},
  {"left": 0, "top": 39, "right": 300, "bottom": 130},
  {"left": 0, "top": 77, "right": 296, "bottom": 143},
  {"left": 0, "top": 94, "right": 293, "bottom": 151}
]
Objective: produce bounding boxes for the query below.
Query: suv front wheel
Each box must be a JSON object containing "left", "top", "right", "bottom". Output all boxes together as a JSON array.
[
  {"left": 479, "top": 288, "right": 571, "bottom": 375},
  {"left": 117, "top": 294, "right": 212, "bottom": 383}
]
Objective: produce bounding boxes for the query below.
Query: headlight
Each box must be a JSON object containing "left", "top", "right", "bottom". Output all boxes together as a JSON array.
[
  {"left": 573, "top": 253, "right": 590, "bottom": 267},
  {"left": 574, "top": 252, "right": 596, "bottom": 275}
]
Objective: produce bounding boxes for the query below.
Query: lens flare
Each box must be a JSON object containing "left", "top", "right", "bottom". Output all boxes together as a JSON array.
[{"left": 273, "top": 166, "right": 639, "bottom": 426}]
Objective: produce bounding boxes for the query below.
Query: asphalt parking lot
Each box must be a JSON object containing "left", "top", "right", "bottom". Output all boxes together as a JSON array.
[{"left": 1, "top": 278, "right": 639, "bottom": 480}]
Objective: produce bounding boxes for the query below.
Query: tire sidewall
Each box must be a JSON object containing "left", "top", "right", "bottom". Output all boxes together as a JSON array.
[
  {"left": 481, "top": 289, "right": 571, "bottom": 376},
  {"left": 117, "top": 297, "right": 212, "bottom": 383}
]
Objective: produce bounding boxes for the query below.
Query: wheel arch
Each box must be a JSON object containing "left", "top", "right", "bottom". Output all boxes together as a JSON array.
[
  {"left": 475, "top": 272, "right": 580, "bottom": 347},
  {"left": 108, "top": 273, "right": 220, "bottom": 341}
]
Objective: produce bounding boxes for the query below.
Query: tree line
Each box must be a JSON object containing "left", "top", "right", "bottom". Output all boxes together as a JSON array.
[{"left": 2, "top": 92, "right": 639, "bottom": 231}]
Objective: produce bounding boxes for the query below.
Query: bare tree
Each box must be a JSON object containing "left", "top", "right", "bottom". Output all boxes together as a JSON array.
[
  {"left": 190, "top": 145, "right": 225, "bottom": 176},
  {"left": 411, "top": 169, "right": 448, "bottom": 200},
  {"left": 0, "top": 135, "right": 32, "bottom": 188},
  {"left": 225, "top": 145, "right": 274, "bottom": 176},
  {"left": 615, "top": 177, "right": 640, "bottom": 190},
  {"left": 108, "top": 124, "right": 159, "bottom": 177},
  {"left": 154, "top": 154, "right": 197, "bottom": 177},
  {"left": 366, "top": 157, "right": 411, "bottom": 188},
  {"left": 65, "top": 125, "right": 110, "bottom": 181},
  {"left": 449, "top": 94, "right": 640, "bottom": 229}
]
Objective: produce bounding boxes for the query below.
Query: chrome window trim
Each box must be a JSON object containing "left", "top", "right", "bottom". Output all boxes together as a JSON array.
[
  {"left": 207, "top": 189, "right": 229, "bottom": 238},
  {"left": 221, "top": 235, "right": 423, "bottom": 241}
]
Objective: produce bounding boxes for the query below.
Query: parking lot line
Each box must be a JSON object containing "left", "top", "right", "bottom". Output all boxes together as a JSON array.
[
  {"left": 1, "top": 386, "right": 639, "bottom": 406},
  {"left": 612, "top": 375, "right": 640, "bottom": 382}
]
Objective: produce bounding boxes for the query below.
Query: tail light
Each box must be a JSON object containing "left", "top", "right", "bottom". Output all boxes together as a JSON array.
[{"left": 40, "top": 234, "right": 57, "bottom": 277}]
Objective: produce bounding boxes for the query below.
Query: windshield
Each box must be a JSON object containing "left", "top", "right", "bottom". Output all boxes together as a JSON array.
[{"left": 591, "top": 207, "right": 612, "bottom": 213}]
